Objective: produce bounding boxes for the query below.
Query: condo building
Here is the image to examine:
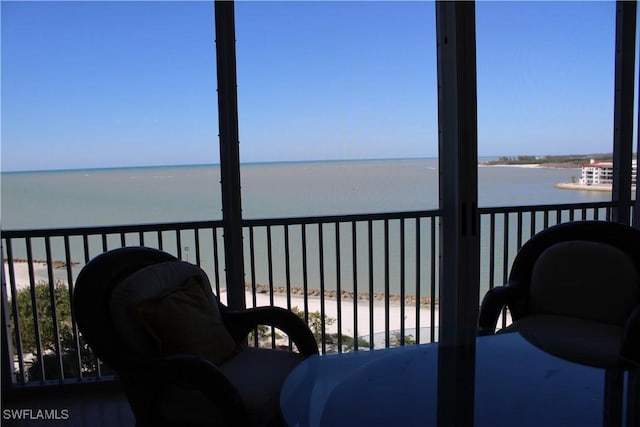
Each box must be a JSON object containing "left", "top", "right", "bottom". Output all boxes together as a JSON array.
[{"left": 580, "top": 158, "right": 637, "bottom": 186}]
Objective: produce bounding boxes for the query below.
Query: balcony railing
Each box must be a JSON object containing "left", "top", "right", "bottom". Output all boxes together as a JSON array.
[{"left": 1, "top": 201, "right": 621, "bottom": 389}]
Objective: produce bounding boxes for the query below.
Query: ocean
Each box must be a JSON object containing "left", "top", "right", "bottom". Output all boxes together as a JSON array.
[
  {"left": 1, "top": 158, "right": 612, "bottom": 296},
  {"left": 1, "top": 158, "right": 608, "bottom": 229}
]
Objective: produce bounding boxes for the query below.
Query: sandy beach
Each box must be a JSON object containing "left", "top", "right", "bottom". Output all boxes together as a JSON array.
[
  {"left": 5, "top": 260, "right": 509, "bottom": 345},
  {"left": 243, "top": 290, "right": 439, "bottom": 341},
  {"left": 554, "top": 182, "right": 614, "bottom": 192},
  {"left": 3, "top": 261, "right": 54, "bottom": 290},
  {"left": 4, "top": 259, "right": 439, "bottom": 341}
]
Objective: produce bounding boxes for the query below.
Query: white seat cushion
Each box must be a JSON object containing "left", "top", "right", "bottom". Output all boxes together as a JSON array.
[
  {"left": 109, "top": 260, "right": 235, "bottom": 362},
  {"left": 529, "top": 241, "right": 639, "bottom": 326}
]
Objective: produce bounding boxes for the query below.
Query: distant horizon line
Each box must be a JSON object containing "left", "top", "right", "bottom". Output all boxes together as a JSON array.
[
  {"left": 1, "top": 156, "right": 440, "bottom": 174},
  {"left": 1, "top": 153, "right": 616, "bottom": 174}
]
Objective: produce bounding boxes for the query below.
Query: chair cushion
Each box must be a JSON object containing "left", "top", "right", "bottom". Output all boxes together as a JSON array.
[
  {"left": 513, "top": 314, "right": 623, "bottom": 368},
  {"left": 110, "top": 260, "right": 236, "bottom": 363},
  {"left": 134, "top": 276, "right": 237, "bottom": 364},
  {"left": 220, "top": 347, "right": 305, "bottom": 426},
  {"left": 529, "top": 241, "right": 639, "bottom": 326}
]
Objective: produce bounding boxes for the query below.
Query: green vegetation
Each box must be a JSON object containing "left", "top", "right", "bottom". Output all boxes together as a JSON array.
[
  {"left": 290, "top": 306, "right": 370, "bottom": 352},
  {"left": 482, "top": 153, "right": 614, "bottom": 168},
  {"left": 11, "top": 281, "right": 105, "bottom": 382},
  {"left": 391, "top": 332, "right": 416, "bottom": 346},
  {"left": 13, "top": 281, "right": 72, "bottom": 354}
]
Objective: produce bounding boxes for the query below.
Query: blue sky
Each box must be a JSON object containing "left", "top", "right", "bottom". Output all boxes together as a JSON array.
[{"left": 1, "top": 1, "right": 619, "bottom": 172}]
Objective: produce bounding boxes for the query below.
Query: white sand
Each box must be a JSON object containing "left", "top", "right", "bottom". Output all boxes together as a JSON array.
[
  {"left": 3, "top": 262, "right": 52, "bottom": 290},
  {"left": 242, "top": 291, "right": 510, "bottom": 338},
  {"left": 5, "top": 260, "right": 510, "bottom": 342},
  {"left": 244, "top": 291, "right": 438, "bottom": 339},
  {"left": 554, "top": 182, "right": 614, "bottom": 192},
  {"left": 4, "top": 260, "right": 438, "bottom": 338}
]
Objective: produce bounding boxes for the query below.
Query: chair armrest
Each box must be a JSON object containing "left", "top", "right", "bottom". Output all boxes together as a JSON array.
[
  {"left": 121, "top": 355, "right": 247, "bottom": 426},
  {"left": 478, "top": 285, "right": 524, "bottom": 336},
  {"left": 222, "top": 306, "right": 319, "bottom": 357},
  {"left": 621, "top": 305, "right": 640, "bottom": 366}
]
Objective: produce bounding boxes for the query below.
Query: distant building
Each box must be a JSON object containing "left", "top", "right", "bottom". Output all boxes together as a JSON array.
[{"left": 579, "top": 159, "right": 637, "bottom": 186}]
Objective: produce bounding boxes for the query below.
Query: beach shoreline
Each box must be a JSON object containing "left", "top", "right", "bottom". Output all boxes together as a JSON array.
[
  {"left": 4, "top": 259, "right": 516, "bottom": 347},
  {"left": 4, "top": 259, "right": 441, "bottom": 340},
  {"left": 236, "top": 289, "right": 439, "bottom": 340},
  {"left": 554, "top": 182, "right": 623, "bottom": 192},
  {"left": 479, "top": 163, "right": 580, "bottom": 170}
]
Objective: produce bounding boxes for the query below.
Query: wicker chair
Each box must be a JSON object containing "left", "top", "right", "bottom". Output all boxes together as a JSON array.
[
  {"left": 74, "top": 247, "right": 318, "bottom": 427},
  {"left": 478, "top": 220, "right": 640, "bottom": 426}
]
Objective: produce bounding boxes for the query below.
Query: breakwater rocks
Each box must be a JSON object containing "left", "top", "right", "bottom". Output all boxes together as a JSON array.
[{"left": 247, "top": 283, "right": 436, "bottom": 306}]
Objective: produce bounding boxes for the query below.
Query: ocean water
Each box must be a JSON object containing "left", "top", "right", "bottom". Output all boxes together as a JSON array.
[
  {"left": 1, "top": 158, "right": 608, "bottom": 229},
  {"left": 1, "top": 158, "right": 612, "bottom": 296}
]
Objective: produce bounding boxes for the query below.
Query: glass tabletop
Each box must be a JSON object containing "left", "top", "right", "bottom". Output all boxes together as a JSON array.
[{"left": 280, "top": 332, "right": 606, "bottom": 427}]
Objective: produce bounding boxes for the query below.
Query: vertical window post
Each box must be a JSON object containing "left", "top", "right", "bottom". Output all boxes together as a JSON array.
[
  {"left": 611, "top": 0, "right": 636, "bottom": 226},
  {"left": 215, "top": 1, "right": 246, "bottom": 309},
  {"left": 435, "top": 1, "right": 480, "bottom": 426}
]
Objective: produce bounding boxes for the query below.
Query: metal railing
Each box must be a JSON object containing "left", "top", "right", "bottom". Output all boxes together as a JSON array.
[{"left": 1, "top": 201, "right": 619, "bottom": 387}]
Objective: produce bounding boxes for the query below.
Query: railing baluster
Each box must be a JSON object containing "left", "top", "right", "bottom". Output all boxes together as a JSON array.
[
  {"left": 530, "top": 210, "right": 536, "bottom": 239},
  {"left": 414, "top": 217, "right": 421, "bottom": 344},
  {"left": 384, "top": 219, "right": 390, "bottom": 348},
  {"left": 430, "top": 217, "right": 436, "bottom": 343},
  {"left": 335, "top": 222, "right": 342, "bottom": 353},
  {"left": 267, "top": 226, "right": 274, "bottom": 307},
  {"left": 516, "top": 212, "right": 523, "bottom": 250},
  {"left": 44, "top": 237, "right": 64, "bottom": 381},
  {"left": 368, "top": 220, "right": 374, "bottom": 350},
  {"left": 194, "top": 228, "right": 201, "bottom": 266},
  {"left": 301, "top": 224, "right": 309, "bottom": 324},
  {"left": 212, "top": 228, "right": 222, "bottom": 296},
  {"left": 400, "top": 219, "right": 406, "bottom": 346},
  {"left": 318, "top": 223, "right": 326, "bottom": 354},
  {"left": 64, "top": 235, "right": 83, "bottom": 380},
  {"left": 5, "top": 239, "right": 26, "bottom": 384},
  {"left": 501, "top": 214, "right": 510, "bottom": 330},
  {"left": 176, "top": 230, "right": 182, "bottom": 259},
  {"left": 284, "top": 225, "right": 293, "bottom": 351},
  {"left": 248, "top": 226, "right": 257, "bottom": 309},
  {"left": 352, "top": 220, "right": 359, "bottom": 351},
  {"left": 502, "top": 214, "right": 509, "bottom": 284},
  {"left": 247, "top": 226, "right": 257, "bottom": 347},
  {"left": 284, "top": 225, "right": 292, "bottom": 311},
  {"left": 82, "top": 235, "right": 90, "bottom": 263},
  {"left": 267, "top": 225, "right": 276, "bottom": 348},
  {"left": 25, "top": 238, "right": 45, "bottom": 382},
  {"left": 267, "top": 226, "right": 276, "bottom": 348},
  {"left": 489, "top": 213, "right": 496, "bottom": 290},
  {"left": 544, "top": 209, "right": 550, "bottom": 229}
]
